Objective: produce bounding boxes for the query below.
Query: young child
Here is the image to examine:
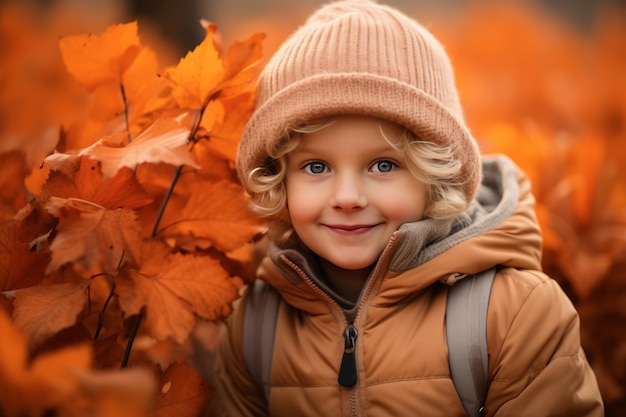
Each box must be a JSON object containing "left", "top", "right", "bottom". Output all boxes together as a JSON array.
[{"left": 210, "top": 0, "right": 604, "bottom": 415}]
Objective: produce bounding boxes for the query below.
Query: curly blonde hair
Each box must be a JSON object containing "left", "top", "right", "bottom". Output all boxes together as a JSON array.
[{"left": 242, "top": 117, "right": 469, "bottom": 235}]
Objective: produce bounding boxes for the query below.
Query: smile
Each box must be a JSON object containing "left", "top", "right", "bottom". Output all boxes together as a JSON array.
[{"left": 324, "top": 224, "right": 378, "bottom": 236}]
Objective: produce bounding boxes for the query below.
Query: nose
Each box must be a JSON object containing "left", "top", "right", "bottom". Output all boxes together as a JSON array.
[{"left": 330, "top": 172, "right": 367, "bottom": 211}]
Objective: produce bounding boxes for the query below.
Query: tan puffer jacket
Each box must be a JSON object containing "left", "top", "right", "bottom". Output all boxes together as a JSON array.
[{"left": 211, "top": 155, "right": 604, "bottom": 416}]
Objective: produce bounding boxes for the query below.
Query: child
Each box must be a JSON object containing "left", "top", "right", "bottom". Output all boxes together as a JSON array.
[{"left": 210, "top": 0, "right": 604, "bottom": 415}]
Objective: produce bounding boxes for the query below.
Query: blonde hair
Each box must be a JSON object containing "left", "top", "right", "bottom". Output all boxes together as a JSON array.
[{"left": 243, "top": 118, "right": 468, "bottom": 234}]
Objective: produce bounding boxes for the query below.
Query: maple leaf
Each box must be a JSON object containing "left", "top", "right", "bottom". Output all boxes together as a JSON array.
[
  {"left": 45, "top": 197, "right": 142, "bottom": 275},
  {"left": 59, "top": 21, "right": 142, "bottom": 91},
  {"left": 10, "top": 276, "right": 90, "bottom": 347},
  {"left": 161, "top": 180, "right": 265, "bottom": 252},
  {"left": 121, "top": 47, "right": 169, "bottom": 129},
  {"left": 218, "top": 30, "right": 265, "bottom": 99},
  {"left": 80, "top": 117, "right": 198, "bottom": 180},
  {"left": 116, "top": 241, "right": 239, "bottom": 343},
  {"left": 198, "top": 92, "right": 257, "bottom": 163},
  {"left": 160, "top": 26, "right": 226, "bottom": 110},
  {"left": 152, "top": 362, "right": 214, "bottom": 417},
  {"left": 41, "top": 157, "right": 153, "bottom": 210}
]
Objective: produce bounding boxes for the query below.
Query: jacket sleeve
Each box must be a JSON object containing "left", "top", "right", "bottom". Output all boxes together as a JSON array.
[
  {"left": 208, "top": 289, "right": 269, "bottom": 417},
  {"left": 485, "top": 268, "right": 604, "bottom": 417}
]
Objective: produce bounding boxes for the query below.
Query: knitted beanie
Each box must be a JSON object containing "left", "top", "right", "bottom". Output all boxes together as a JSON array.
[{"left": 237, "top": 0, "right": 481, "bottom": 203}]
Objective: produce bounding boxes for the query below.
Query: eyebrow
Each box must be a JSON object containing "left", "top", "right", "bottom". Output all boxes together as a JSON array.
[{"left": 291, "top": 140, "right": 399, "bottom": 155}]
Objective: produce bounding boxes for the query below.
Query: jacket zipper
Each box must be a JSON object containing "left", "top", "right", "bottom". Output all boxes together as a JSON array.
[
  {"left": 279, "top": 236, "right": 398, "bottom": 415},
  {"left": 338, "top": 325, "right": 358, "bottom": 387}
]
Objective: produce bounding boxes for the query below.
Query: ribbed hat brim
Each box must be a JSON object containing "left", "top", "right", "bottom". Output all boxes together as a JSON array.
[{"left": 237, "top": 72, "right": 481, "bottom": 201}]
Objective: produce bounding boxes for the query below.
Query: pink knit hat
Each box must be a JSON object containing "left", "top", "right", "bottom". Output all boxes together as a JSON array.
[{"left": 237, "top": 0, "right": 482, "bottom": 203}]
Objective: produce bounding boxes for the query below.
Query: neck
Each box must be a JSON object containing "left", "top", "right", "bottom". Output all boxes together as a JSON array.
[{"left": 319, "top": 258, "right": 373, "bottom": 303}]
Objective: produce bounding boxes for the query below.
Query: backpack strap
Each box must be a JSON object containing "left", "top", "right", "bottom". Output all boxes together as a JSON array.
[
  {"left": 243, "top": 280, "right": 281, "bottom": 403},
  {"left": 446, "top": 267, "right": 497, "bottom": 417}
]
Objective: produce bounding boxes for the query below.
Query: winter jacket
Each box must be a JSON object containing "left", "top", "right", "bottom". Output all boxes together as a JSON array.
[{"left": 211, "top": 154, "right": 604, "bottom": 416}]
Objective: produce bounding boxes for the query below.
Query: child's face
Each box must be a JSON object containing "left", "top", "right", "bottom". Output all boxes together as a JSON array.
[{"left": 285, "top": 116, "right": 427, "bottom": 271}]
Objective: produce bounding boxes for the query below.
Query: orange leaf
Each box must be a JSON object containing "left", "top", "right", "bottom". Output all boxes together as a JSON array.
[
  {"left": 117, "top": 241, "right": 239, "bottom": 343},
  {"left": 45, "top": 198, "right": 142, "bottom": 275},
  {"left": 0, "top": 308, "right": 91, "bottom": 416},
  {"left": 0, "top": 211, "right": 49, "bottom": 291},
  {"left": 59, "top": 21, "right": 142, "bottom": 91},
  {"left": 0, "top": 151, "right": 28, "bottom": 213},
  {"left": 41, "top": 157, "right": 153, "bottom": 210},
  {"left": 71, "top": 367, "right": 156, "bottom": 417},
  {"left": 219, "top": 31, "right": 265, "bottom": 99},
  {"left": 5, "top": 241, "right": 50, "bottom": 291},
  {"left": 80, "top": 118, "right": 198, "bottom": 180},
  {"left": 12, "top": 278, "right": 89, "bottom": 347},
  {"left": 121, "top": 47, "right": 168, "bottom": 128},
  {"left": 0, "top": 211, "right": 16, "bottom": 289},
  {"left": 199, "top": 92, "right": 256, "bottom": 162},
  {"left": 0, "top": 308, "right": 155, "bottom": 417},
  {"left": 162, "top": 180, "right": 265, "bottom": 252},
  {"left": 152, "top": 362, "right": 214, "bottom": 417},
  {"left": 161, "top": 26, "right": 226, "bottom": 109}
]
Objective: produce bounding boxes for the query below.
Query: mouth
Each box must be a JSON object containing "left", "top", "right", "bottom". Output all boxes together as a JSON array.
[{"left": 324, "top": 224, "right": 379, "bottom": 235}]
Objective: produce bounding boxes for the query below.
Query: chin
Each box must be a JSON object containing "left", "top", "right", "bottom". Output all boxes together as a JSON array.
[{"left": 329, "top": 259, "right": 377, "bottom": 271}]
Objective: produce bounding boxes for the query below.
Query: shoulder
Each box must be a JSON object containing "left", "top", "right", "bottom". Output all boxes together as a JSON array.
[
  {"left": 490, "top": 267, "right": 573, "bottom": 314},
  {"left": 487, "top": 267, "right": 582, "bottom": 378}
]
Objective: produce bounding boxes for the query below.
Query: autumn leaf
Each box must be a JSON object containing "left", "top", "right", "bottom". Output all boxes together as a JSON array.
[
  {"left": 121, "top": 47, "right": 169, "bottom": 130},
  {"left": 3, "top": 241, "right": 50, "bottom": 291},
  {"left": 41, "top": 157, "right": 153, "bottom": 210},
  {"left": 160, "top": 26, "right": 226, "bottom": 110},
  {"left": 0, "top": 307, "right": 155, "bottom": 417},
  {"left": 80, "top": 117, "right": 198, "bottom": 180},
  {"left": 151, "top": 361, "right": 214, "bottom": 417},
  {"left": 116, "top": 241, "right": 239, "bottom": 343},
  {"left": 198, "top": 92, "right": 257, "bottom": 163},
  {"left": 0, "top": 211, "right": 16, "bottom": 289},
  {"left": 45, "top": 198, "right": 142, "bottom": 275},
  {"left": 0, "top": 151, "right": 28, "bottom": 213},
  {"left": 72, "top": 367, "right": 157, "bottom": 417},
  {"left": 0, "top": 211, "right": 50, "bottom": 291},
  {"left": 0, "top": 307, "right": 91, "bottom": 416},
  {"left": 161, "top": 180, "right": 265, "bottom": 252},
  {"left": 10, "top": 276, "right": 89, "bottom": 347},
  {"left": 218, "top": 31, "right": 265, "bottom": 99},
  {"left": 59, "top": 21, "right": 142, "bottom": 91}
]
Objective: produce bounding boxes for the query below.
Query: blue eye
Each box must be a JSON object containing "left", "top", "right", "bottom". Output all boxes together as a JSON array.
[
  {"left": 305, "top": 162, "right": 329, "bottom": 174},
  {"left": 371, "top": 160, "right": 396, "bottom": 173}
]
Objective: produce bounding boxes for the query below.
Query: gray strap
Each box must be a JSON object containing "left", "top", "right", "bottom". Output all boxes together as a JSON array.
[
  {"left": 446, "top": 267, "right": 496, "bottom": 417},
  {"left": 243, "top": 280, "right": 281, "bottom": 403}
]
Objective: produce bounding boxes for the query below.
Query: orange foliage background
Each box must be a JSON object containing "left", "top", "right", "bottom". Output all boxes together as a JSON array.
[{"left": 0, "top": 1, "right": 625, "bottom": 416}]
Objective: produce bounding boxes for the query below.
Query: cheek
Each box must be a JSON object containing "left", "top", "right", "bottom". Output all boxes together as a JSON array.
[
  {"left": 375, "top": 182, "right": 427, "bottom": 220},
  {"left": 286, "top": 185, "right": 321, "bottom": 225}
]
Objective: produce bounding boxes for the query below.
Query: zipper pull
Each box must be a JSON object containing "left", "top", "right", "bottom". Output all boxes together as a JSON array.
[{"left": 338, "top": 326, "right": 358, "bottom": 387}]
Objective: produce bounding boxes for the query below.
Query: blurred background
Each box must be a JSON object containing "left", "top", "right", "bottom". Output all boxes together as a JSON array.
[{"left": 1, "top": 0, "right": 625, "bottom": 415}]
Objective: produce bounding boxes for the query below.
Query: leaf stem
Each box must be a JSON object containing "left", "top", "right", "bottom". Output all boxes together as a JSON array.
[
  {"left": 150, "top": 165, "right": 184, "bottom": 237},
  {"left": 121, "top": 309, "right": 143, "bottom": 368},
  {"left": 120, "top": 82, "right": 131, "bottom": 143},
  {"left": 95, "top": 282, "right": 116, "bottom": 340}
]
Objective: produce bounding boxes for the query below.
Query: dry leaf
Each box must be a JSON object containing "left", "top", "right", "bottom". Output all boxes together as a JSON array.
[
  {"left": 80, "top": 117, "right": 198, "bottom": 180},
  {"left": 45, "top": 198, "right": 142, "bottom": 275},
  {"left": 116, "top": 241, "right": 239, "bottom": 343}
]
